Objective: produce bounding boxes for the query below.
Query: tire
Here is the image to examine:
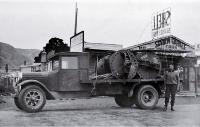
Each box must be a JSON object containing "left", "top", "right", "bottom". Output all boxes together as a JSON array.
[
  {"left": 18, "top": 85, "right": 46, "bottom": 113},
  {"left": 135, "top": 85, "right": 158, "bottom": 110},
  {"left": 115, "top": 94, "right": 135, "bottom": 107},
  {"left": 14, "top": 96, "right": 23, "bottom": 110}
]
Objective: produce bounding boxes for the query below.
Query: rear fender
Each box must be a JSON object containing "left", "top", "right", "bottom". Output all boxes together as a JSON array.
[{"left": 131, "top": 83, "right": 162, "bottom": 97}]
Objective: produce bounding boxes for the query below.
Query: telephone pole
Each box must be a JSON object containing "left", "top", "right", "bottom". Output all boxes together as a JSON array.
[{"left": 74, "top": 2, "right": 78, "bottom": 35}]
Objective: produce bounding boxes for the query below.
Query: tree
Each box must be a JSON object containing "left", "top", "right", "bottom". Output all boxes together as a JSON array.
[
  {"left": 34, "top": 51, "right": 42, "bottom": 63},
  {"left": 34, "top": 37, "right": 70, "bottom": 63},
  {"left": 44, "top": 38, "right": 70, "bottom": 54}
]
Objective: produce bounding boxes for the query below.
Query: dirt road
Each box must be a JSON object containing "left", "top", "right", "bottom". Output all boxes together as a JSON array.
[{"left": 0, "top": 96, "right": 200, "bottom": 126}]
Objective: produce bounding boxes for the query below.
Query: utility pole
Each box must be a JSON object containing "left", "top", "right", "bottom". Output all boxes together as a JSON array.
[{"left": 74, "top": 2, "right": 78, "bottom": 35}]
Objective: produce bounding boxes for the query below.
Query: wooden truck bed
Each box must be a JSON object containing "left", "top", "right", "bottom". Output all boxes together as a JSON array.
[{"left": 81, "top": 78, "right": 164, "bottom": 85}]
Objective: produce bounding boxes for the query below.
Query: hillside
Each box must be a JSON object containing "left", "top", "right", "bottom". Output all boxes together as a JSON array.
[{"left": 0, "top": 42, "right": 40, "bottom": 69}]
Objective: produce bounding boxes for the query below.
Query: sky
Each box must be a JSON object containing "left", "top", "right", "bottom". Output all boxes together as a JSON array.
[{"left": 0, "top": 0, "right": 200, "bottom": 50}]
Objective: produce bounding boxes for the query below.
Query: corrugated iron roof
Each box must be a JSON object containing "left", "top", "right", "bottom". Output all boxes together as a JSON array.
[{"left": 84, "top": 42, "right": 122, "bottom": 51}]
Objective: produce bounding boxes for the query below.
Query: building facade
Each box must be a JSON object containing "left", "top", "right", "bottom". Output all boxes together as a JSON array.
[
  {"left": 126, "top": 35, "right": 198, "bottom": 93},
  {"left": 20, "top": 63, "right": 41, "bottom": 73}
]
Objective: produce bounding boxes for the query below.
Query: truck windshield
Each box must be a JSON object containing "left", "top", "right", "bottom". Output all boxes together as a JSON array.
[
  {"left": 61, "top": 57, "right": 78, "bottom": 69},
  {"left": 47, "top": 57, "right": 59, "bottom": 71},
  {"left": 52, "top": 60, "right": 59, "bottom": 70}
]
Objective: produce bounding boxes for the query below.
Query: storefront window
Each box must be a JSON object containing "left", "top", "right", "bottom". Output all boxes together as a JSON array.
[{"left": 61, "top": 57, "right": 78, "bottom": 69}]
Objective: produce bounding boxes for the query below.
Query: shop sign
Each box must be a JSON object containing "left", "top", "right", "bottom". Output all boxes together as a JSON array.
[
  {"left": 133, "top": 37, "right": 193, "bottom": 56},
  {"left": 152, "top": 8, "right": 171, "bottom": 39},
  {"left": 138, "top": 37, "right": 186, "bottom": 51},
  {"left": 155, "top": 37, "right": 186, "bottom": 50},
  {"left": 70, "top": 31, "right": 84, "bottom": 52}
]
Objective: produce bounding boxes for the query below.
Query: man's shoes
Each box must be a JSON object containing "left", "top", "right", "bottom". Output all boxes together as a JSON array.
[
  {"left": 171, "top": 107, "right": 175, "bottom": 111},
  {"left": 163, "top": 106, "right": 167, "bottom": 111}
]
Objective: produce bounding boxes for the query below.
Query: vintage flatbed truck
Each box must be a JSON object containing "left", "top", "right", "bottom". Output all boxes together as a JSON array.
[{"left": 14, "top": 51, "right": 165, "bottom": 113}]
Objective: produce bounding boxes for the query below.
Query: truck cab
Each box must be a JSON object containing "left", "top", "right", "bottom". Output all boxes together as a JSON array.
[
  {"left": 14, "top": 52, "right": 93, "bottom": 112},
  {"left": 46, "top": 52, "right": 90, "bottom": 92}
]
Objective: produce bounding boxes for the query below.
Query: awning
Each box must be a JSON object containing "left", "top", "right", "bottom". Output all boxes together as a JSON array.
[{"left": 129, "top": 49, "right": 191, "bottom": 53}]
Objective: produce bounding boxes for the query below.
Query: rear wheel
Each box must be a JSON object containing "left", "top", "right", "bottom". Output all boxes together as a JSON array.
[
  {"left": 135, "top": 85, "right": 158, "bottom": 109},
  {"left": 115, "top": 94, "right": 135, "bottom": 107},
  {"left": 18, "top": 85, "right": 46, "bottom": 113}
]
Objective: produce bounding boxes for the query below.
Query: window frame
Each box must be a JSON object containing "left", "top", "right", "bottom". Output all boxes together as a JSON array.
[
  {"left": 60, "top": 56, "right": 79, "bottom": 70},
  {"left": 46, "top": 56, "right": 60, "bottom": 72}
]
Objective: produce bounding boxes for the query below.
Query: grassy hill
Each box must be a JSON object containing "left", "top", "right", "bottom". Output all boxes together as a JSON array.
[{"left": 0, "top": 42, "right": 40, "bottom": 70}]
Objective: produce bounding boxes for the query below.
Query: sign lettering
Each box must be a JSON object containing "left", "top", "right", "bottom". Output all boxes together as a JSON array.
[{"left": 152, "top": 8, "right": 171, "bottom": 39}]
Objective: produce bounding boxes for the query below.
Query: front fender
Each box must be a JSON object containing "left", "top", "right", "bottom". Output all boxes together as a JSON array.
[{"left": 15, "top": 80, "right": 55, "bottom": 100}]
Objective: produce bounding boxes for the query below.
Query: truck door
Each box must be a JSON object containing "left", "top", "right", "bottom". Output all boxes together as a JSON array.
[{"left": 57, "top": 53, "right": 90, "bottom": 91}]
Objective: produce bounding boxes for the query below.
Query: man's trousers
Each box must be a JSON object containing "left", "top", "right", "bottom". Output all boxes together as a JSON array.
[{"left": 165, "top": 84, "right": 177, "bottom": 107}]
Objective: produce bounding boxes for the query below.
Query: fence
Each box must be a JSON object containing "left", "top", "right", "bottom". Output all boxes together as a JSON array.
[{"left": 0, "top": 73, "right": 16, "bottom": 95}]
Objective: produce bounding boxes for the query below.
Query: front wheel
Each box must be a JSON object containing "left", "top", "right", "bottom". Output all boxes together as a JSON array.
[
  {"left": 18, "top": 85, "right": 46, "bottom": 113},
  {"left": 115, "top": 94, "right": 135, "bottom": 107},
  {"left": 14, "top": 96, "right": 23, "bottom": 110},
  {"left": 135, "top": 85, "right": 158, "bottom": 110}
]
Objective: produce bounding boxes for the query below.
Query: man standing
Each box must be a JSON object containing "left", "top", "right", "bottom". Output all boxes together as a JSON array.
[{"left": 163, "top": 64, "right": 179, "bottom": 111}]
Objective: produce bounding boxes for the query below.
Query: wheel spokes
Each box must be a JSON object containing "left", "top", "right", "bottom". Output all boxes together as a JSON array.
[{"left": 24, "top": 89, "right": 43, "bottom": 109}]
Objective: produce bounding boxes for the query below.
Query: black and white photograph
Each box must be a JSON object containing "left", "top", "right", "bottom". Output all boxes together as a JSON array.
[{"left": 0, "top": 0, "right": 200, "bottom": 126}]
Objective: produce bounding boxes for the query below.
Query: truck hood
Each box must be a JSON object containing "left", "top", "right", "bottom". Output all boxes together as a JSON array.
[{"left": 22, "top": 72, "right": 49, "bottom": 79}]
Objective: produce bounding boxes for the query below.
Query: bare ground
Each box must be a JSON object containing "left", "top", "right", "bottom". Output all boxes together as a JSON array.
[{"left": 0, "top": 96, "right": 200, "bottom": 126}]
